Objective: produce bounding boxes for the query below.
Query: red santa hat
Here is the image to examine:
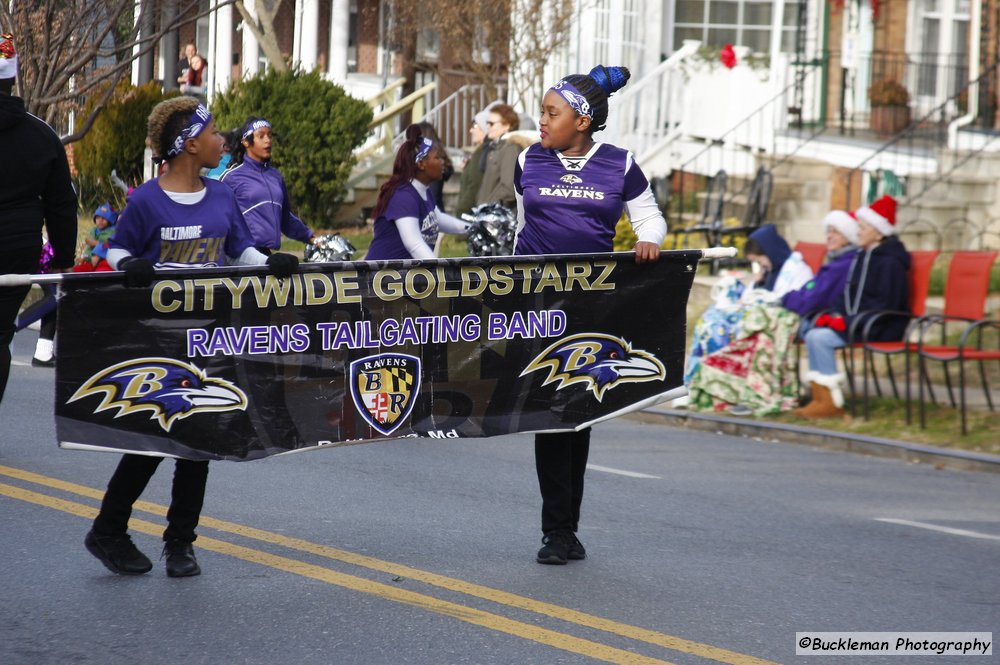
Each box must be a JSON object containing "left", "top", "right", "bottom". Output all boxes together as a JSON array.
[
  {"left": 821, "top": 210, "right": 859, "bottom": 244},
  {"left": 855, "top": 195, "right": 897, "bottom": 237},
  {"left": 0, "top": 34, "right": 16, "bottom": 80}
]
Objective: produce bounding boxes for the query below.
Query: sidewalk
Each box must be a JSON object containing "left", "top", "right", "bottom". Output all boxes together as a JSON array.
[{"left": 632, "top": 404, "right": 1000, "bottom": 475}]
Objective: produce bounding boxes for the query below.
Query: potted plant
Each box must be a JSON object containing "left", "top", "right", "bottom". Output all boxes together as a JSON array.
[{"left": 868, "top": 79, "right": 911, "bottom": 136}]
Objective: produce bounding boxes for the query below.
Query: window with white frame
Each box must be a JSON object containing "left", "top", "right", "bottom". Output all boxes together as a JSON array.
[
  {"left": 593, "top": 0, "right": 646, "bottom": 74},
  {"left": 674, "top": 0, "right": 801, "bottom": 53}
]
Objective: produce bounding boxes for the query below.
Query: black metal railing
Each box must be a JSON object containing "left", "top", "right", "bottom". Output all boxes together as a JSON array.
[
  {"left": 842, "top": 58, "right": 1000, "bottom": 209},
  {"left": 828, "top": 50, "right": 981, "bottom": 133},
  {"left": 668, "top": 58, "right": 827, "bottom": 247}
]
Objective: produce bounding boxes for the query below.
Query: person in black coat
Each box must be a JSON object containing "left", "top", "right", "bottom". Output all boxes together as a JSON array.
[
  {"left": 797, "top": 195, "right": 910, "bottom": 418},
  {"left": 0, "top": 34, "right": 77, "bottom": 405}
]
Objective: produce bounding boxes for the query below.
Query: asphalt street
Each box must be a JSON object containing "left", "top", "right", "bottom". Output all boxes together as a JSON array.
[{"left": 2, "top": 329, "right": 998, "bottom": 665}]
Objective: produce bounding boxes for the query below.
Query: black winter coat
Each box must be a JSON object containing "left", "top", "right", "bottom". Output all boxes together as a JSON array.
[
  {"left": 838, "top": 236, "right": 912, "bottom": 341},
  {"left": 0, "top": 94, "right": 77, "bottom": 268}
]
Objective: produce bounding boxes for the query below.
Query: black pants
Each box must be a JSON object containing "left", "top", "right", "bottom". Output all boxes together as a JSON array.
[
  {"left": 535, "top": 428, "right": 591, "bottom": 535},
  {"left": 93, "top": 455, "right": 210, "bottom": 543},
  {"left": 0, "top": 251, "right": 40, "bottom": 404}
]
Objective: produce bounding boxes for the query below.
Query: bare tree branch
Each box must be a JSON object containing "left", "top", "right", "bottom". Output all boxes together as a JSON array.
[
  {"left": 4, "top": 0, "right": 237, "bottom": 142},
  {"left": 233, "top": 0, "right": 289, "bottom": 72}
]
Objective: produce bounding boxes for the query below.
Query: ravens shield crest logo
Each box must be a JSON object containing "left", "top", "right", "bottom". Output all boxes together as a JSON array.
[
  {"left": 521, "top": 333, "right": 665, "bottom": 401},
  {"left": 349, "top": 353, "right": 421, "bottom": 435},
  {"left": 68, "top": 357, "right": 248, "bottom": 432}
]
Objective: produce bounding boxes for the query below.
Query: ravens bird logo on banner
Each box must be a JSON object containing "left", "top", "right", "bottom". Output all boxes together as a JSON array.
[
  {"left": 349, "top": 353, "right": 421, "bottom": 436},
  {"left": 521, "top": 334, "right": 665, "bottom": 401},
  {"left": 68, "top": 358, "right": 248, "bottom": 432}
]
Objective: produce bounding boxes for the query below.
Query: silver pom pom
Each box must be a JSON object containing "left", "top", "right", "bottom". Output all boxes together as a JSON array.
[
  {"left": 304, "top": 234, "right": 357, "bottom": 262},
  {"left": 463, "top": 203, "right": 517, "bottom": 257}
]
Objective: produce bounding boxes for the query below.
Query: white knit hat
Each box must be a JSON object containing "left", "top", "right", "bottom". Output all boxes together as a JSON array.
[
  {"left": 0, "top": 34, "right": 17, "bottom": 80},
  {"left": 855, "top": 195, "right": 897, "bottom": 237},
  {"left": 473, "top": 101, "right": 502, "bottom": 132},
  {"left": 821, "top": 210, "right": 859, "bottom": 244}
]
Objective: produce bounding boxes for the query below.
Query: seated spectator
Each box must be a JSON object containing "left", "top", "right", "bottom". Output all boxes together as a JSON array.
[
  {"left": 744, "top": 223, "right": 813, "bottom": 299},
  {"left": 796, "top": 195, "right": 910, "bottom": 418},
  {"left": 684, "top": 223, "right": 819, "bottom": 415},
  {"left": 782, "top": 210, "right": 859, "bottom": 320},
  {"left": 74, "top": 203, "right": 117, "bottom": 272},
  {"left": 686, "top": 224, "right": 812, "bottom": 383}
]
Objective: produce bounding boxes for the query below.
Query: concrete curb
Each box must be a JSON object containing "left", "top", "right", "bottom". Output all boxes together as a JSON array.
[{"left": 632, "top": 406, "right": 1000, "bottom": 474}]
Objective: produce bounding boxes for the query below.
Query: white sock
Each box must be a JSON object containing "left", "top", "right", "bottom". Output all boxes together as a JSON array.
[{"left": 34, "top": 338, "right": 54, "bottom": 362}]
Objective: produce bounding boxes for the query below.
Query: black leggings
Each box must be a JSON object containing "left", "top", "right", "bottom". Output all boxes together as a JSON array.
[
  {"left": 534, "top": 428, "right": 591, "bottom": 535},
  {"left": 93, "top": 455, "right": 210, "bottom": 543}
]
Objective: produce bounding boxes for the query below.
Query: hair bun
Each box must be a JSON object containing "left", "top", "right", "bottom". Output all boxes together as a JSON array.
[
  {"left": 404, "top": 124, "right": 423, "bottom": 142},
  {"left": 588, "top": 65, "right": 631, "bottom": 96}
]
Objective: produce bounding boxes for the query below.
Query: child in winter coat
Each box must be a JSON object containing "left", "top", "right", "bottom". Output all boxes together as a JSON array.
[{"left": 75, "top": 203, "right": 117, "bottom": 272}]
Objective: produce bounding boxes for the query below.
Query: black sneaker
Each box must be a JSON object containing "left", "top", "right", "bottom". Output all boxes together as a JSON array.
[
  {"left": 567, "top": 534, "right": 586, "bottom": 560},
  {"left": 536, "top": 531, "right": 573, "bottom": 565},
  {"left": 163, "top": 540, "right": 201, "bottom": 577},
  {"left": 85, "top": 530, "right": 152, "bottom": 575}
]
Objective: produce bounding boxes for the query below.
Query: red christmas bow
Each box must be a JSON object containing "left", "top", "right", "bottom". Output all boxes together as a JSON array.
[{"left": 720, "top": 44, "right": 737, "bottom": 69}]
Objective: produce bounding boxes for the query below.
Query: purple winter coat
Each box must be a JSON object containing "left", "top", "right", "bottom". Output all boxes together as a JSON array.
[
  {"left": 781, "top": 247, "right": 856, "bottom": 317},
  {"left": 220, "top": 155, "right": 312, "bottom": 250}
]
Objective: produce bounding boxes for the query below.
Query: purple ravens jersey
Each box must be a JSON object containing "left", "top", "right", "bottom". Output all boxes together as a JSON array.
[
  {"left": 110, "top": 178, "right": 255, "bottom": 268},
  {"left": 365, "top": 182, "right": 439, "bottom": 260},
  {"left": 514, "top": 142, "right": 649, "bottom": 255}
]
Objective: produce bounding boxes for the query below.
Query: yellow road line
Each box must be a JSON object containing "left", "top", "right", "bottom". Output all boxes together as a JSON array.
[
  {"left": 0, "top": 481, "right": 673, "bottom": 665},
  {"left": 0, "top": 464, "right": 779, "bottom": 665}
]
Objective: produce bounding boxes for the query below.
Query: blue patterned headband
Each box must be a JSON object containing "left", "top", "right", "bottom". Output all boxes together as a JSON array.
[
  {"left": 550, "top": 80, "right": 592, "bottom": 118},
  {"left": 167, "top": 104, "right": 212, "bottom": 158},
  {"left": 415, "top": 137, "right": 434, "bottom": 162},
  {"left": 242, "top": 119, "right": 271, "bottom": 141}
]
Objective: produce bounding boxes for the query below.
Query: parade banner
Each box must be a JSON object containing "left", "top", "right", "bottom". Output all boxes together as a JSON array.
[{"left": 53, "top": 252, "right": 699, "bottom": 461}]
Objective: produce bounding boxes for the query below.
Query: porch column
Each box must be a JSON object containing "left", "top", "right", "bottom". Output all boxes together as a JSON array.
[
  {"left": 293, "top": 0, "right": 320, "bottom": 70},
  {"left": 136, "top": 2, "right": 155, "bottom": 85},
  {"left": 160, "top": 1, "right": 179, "bottom": 89},
  {"left": 242, "top": 0, "right": 260, "bottom": 78},
  {"left": 212, "top": 1, "right": 234, "bottom": 97},
  {"left": 769, "top": 0, "right": 786, "bottom": 84},
  {"left": 329, "top": 0, "right": 350, "bottom": 82}
]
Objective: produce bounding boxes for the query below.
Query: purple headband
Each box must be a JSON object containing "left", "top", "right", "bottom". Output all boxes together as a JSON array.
[
  {"left": 242, "top": 119, "right": 271, "bottom": 140},
  {"left": 167, "top": 104, "right": 212, "bottom": 158},
  {"left": 415, "top": 137, "right": 433, "bottom": 163},
  {"left": 550, "top": 80, "right": 592, "bottom": 118}
]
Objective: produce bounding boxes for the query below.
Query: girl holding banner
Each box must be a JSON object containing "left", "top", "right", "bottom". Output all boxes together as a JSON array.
[
  {"left": 84, "top": 96, "right": 299, "bottom": 578},
  {"left": 514, "top": 65, "right": 667, "bottom": 564},
  {"left": 365, "top": 124, "right": 470, "bottom": 260}
]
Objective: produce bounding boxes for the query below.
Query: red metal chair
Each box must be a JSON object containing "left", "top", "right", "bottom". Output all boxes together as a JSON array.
[
  {"left": 850, "top": 250, "right": 940, "bottom": 420},
  {"left": 793, "top": 241, "right": 827, "bottom": 276},
  {"left": 913, "top": 250, "right": 998, "bottom": 434}
]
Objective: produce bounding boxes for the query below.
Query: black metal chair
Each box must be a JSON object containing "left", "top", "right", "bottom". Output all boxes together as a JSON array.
[{"left": 671, "top": 169, "right": 727, "bottom": 251}]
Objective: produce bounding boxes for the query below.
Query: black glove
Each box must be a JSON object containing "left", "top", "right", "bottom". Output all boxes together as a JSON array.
[
  {"left": 266, "top": 252, "right": 299, "bottom": 278},
  {"left": 118, "top": 256, "right": 156, "bottom": 288}
]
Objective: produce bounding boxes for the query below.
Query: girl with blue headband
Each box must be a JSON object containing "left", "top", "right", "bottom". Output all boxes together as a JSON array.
[
  {"left": 514, "top": 65, "right": 667, "bottom": 565},
  {"left": 221, "top": 116, "right": 316, "bottom": 254},
  {"left": 365, "top": 124, "right": 470, "bottom": 260}
]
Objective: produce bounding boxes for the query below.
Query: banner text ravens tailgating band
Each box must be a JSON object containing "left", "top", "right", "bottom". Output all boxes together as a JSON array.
[{"left": 54, "top": 252, "right": 698, "bottom": 461}]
